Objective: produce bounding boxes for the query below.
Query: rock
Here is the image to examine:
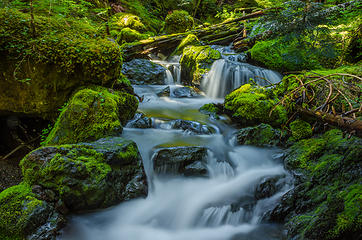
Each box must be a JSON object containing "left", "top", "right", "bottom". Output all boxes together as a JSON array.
[
  {"left": 236, "top": 123, "right": 286, "bottom": 147},
  {"left": 0, "top": 183, "right": 65, "bottom": 240},
  {"left": 152, "top": 146, "right": 208, "bottom": 177},
  {"left": 122, "top": 59, "right": 167, "bottom": 85},
  {"left": 20, "top": 137, "right": 147, "bottom": 211},
  {"left": 169, "top": 119, "right": 213, "bottom": 134},
  {"left": 126, "top": 113, "right": 152, "bottom": 129},
  {"left": 254, "top": 175, "right": 285, "bottom": 200},
  {"left": 110, "top": 13, "right": 147, "bottom": 33},
  {"left": 164, "top": 10, "right": 194, "bottom": 34},
  {"left": 43, "top": 86, "right": 138, "bottom": 145},
  {"left": 270, "top": 129, "right": 362, "bottom": 239},
  {"left": 157, "top": 86, "right": 171, "bottom": 97},
  {"left": 173, "top": 34, "right": 201, "bottom": 55},
  {"left": 172, "top": 86, "right": 200, "bottom": 98},
  {"left": 289, "top": 119, "right": 313, "bottom": 141},
  {"left": 180, "top": 46, "right": 221, "bottom": 85},
  {"left": 224, "top": 84, "right": 287, "bottom": 127}
]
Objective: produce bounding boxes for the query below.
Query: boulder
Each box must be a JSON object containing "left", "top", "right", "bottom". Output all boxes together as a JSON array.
[
  {"left": 0, "top": 183, "right": 65, "bottom": 240},
  {"left": 172, "top": 86, "right": 200, "bottom": 98},
  {"left": 157, "top": 86, "right": 171, "bottom": 97},
  {"left": 43, "top": 86, "right": 138, "bottom": 145},
  {"left": 236, "top": 123, "right": 286, "bottom": 147},
  {"left": 20, "top": 137, "right": 147, "bottom": 211},
  {"left": 170, "top": 119, "right": 213, "bottom": 135},
  {"left": 180, "top": 46, "right": 221, "bottom": 86},
  {"left": 164, "top": 10, "right": 194, "bottom": 34},
  {"left": 122, "top": 59, "right": 168, "bottom": 85},
  {"left": 224, "top": 84, "right": 287, "bottom": 127},
  {"left": 254, "top": 175, "right": 285, "bottom": 200},
  {"left": 126, "top": 113, "right": 153, "bottom": 129},
  {"left": 152, "top": 146, "right": 208, "bottom": 177}
]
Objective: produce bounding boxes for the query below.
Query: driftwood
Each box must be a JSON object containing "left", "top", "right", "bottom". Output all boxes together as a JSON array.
[
  {"left": 297, "top": 106, "right": 362, "bottom": 137},
  {"left": 122, "top": 10, "right": 266, "bottom": 60}
]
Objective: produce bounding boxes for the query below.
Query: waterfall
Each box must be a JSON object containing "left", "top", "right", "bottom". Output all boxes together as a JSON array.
[
  {"left": 165, "top": 69, "right": 175, "bottom": 85},
  {"left": 201, "top": 46, "right": 282, "bottom": 98},
  {"left": 202, "top": 59, "right": 282, "bottom": 98}
]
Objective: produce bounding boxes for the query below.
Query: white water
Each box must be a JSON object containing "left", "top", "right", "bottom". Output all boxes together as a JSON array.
[
  {"left": 60, "top": 49, "right": 290, "bottom": 240},
  {"left": 202, "top": 46, "right": 282, "bottom": 98}
]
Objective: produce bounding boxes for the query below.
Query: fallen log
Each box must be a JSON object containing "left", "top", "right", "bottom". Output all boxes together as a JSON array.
[
  {"left": 122, "top": 10, "right": 266, "bottom": 60},
  {"left": 296, "top": 106, "right": 362, "bottom": 137}
]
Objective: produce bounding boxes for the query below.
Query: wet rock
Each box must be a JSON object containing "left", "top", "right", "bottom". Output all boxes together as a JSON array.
[
  {"left": 172, "top": 86, "right": 200, "bottom": 98},
  {"left": 126, "top": 113, "right": 152, "bottom": 129},
  {"left": 152, "top": 146, "right": 208, "bottom": 177},
  {"left": 122, "top": 59, "right": 167, "bottom": 85},
  {"left": 235, "top": 123, "right": 286, "bottom": 147},
  {"left": 254, "top": 175, "right": 285, "bottom": 200},
  {"left": 20, "top": 137, "right": 147, "bottom": 211},
  {"left": 157, "top": 86, "right": 170, "bottom": 97},
  {"left": 269, "top": 130, "right": 362, "bottom": 239},
  {"left": 0, "top": 183, "right": 65, "bottom": 240},
  {"left": 170, "top": 119, "right": 213, "bottom": 134}
]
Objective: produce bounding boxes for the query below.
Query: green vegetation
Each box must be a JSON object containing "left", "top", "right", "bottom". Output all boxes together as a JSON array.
[
  {"left": 174, "top": 34, "right": 200, "bottom": 55},
  {"left": 224, "top": 84, "right": 287, "bottom": 127},
  {"left": 164, "top": 10, "right": 194, "bottom": 34},
  {"left": 43, "top": 86, "right": 138, "bottom": 145},
  {"left": 289, "top": 119, "right": 313, "bottom": 141}
]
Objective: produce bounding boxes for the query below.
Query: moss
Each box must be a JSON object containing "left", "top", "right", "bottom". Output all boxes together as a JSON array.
[
  {"left": 110, "top": 13, "right": 147, "bottom": 33},
  {"left": 0, "top": 8, "right": 125, "bottom": 119},
  {"left": 180, "top": 45, "right": 221, "bottom": 85},
  {"left": 173, "top": 34, "right": 200, "bottom": 55},
  {"left": 236, "top": 123, "right": 285, "bottom": 147},
  {"left": 199, "top": 103, "right": 218, "bottom": 115},
  {"left": 164, "top": 10, "right": 194, "bottom": 34},
  {"left": 289, "top": 119, "right": 313, "bottom": 141},
  {"left": 224, "top": 84, "right": 287, "bottom": 127},
  {"left": 0, "top": 183, "right": 44, "bottom": 239},
  {"left": 250, "top": 37, "right": 337, "bottom": 71},
  {"left": 43, "top": 86, "right": 138, "bottom": 145},
  {"left": 117, "top": 27, "right": 148, "bottom": 44}
]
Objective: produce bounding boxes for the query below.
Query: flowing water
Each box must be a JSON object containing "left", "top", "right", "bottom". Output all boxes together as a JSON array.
[{"left": 60, "top": 49, "right": 291, "bottom": 240}]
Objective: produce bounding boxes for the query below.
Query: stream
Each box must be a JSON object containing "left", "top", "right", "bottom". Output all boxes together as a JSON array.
[{"left": 60, "top": 47, "right": 291, "bottom": 240}]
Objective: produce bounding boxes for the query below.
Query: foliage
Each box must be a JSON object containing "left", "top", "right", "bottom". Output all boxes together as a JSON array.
[
  {"left": 164, "top": 10, "right": 194, "bottom": 34},
  {"left": 289, "top": 119, "right": 313, "bottom": 141}
]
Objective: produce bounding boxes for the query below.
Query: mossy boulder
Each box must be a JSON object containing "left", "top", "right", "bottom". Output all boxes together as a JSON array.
[
  {"left": 117, "top": 27, "right": 148, "bottom": 44},
  {"left": 270, "top": 129, "right": 362, "bottom": 239},
  {"left": 236, "top": 123, "right": 286, "bottom": 147},
  {"left": 0, "top": 183, "right": 64, "bottom": 240},
  {"left": 43, "top": 87, "right": 138, "bottom": 145},
  {"left": 173, "top": 34, "right": 201, "bottom": 55},
  {"left": 0, "top": 9, "right": 124, "bottom": 119},
  {"left": 289, "top": 119, "right": 313, "bottom": 141},
  {"left": 20, "top": 137, "right": 147, "bottom": 211},
  {"left": 164, "top": 10, "right": 194, "bottom": 34},
  {"left": 180, "top": 45, "right": 221, "bottom": 85},
  {"left": 224, "top": 84, "right": 287, "bottom": 127}
]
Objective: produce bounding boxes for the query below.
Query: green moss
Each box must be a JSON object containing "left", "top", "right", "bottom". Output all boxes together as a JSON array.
[
  {"left": 289, "top": 119, "right": 313, "bottom": 141},
  {"left": 117, "top": 27, "right": 147, "bottom": 44},
  {"left": 250, "top": 37, "right": 337, "bottom": 71},
  {"left": 199, "top": 103, "right": 218, "bottom": 114},
  {"left": 43, "top": 86, "right": 138, "bottom": 145},
  {"left": 164, "top": 10, "right": 194, "bottom": 34},
  {"left": 180, "top": 45, "right": 221, "bottom": 85},
  {"left": 0, "top": 183, "right": 43, "bottom": 239},
  {"left": 110, "top": 13, "right": 147, "bottom": 33},
  {"left": 224, "top": 84, "right": 287, "bottom": 127},
  {"left": 173, "top": 34, "right": 200, "bottom": 55},
  {"left": 236, "top": 123, "right": 285, "bottom": 147}
]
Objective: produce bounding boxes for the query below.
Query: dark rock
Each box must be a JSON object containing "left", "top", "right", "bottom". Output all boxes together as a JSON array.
[
  {"left": 254, "top": 175, "right": 285, "bottom": 200},
  {"left": 20, "top": 137, "right": 147, "bottom": 211},
  {"left": 122, "top": 59, "right": 167, "bottom": 85},
  {"left": 152, "top": 146, "right": 208, "bottom": 177},
  {"left": 235, "top": 123, "right": 286, "bottom": 147},
  {"left": 157, "top": 86, "right": 170, "bottom": 97},
  {"left": 126, "top": 113, "right": 152, "bottom": 129},
  {"left": 170, "top": 119, "right": 214, "bottom": 134},
  {"left": 172, "top": 86, "right": 200, "bottom": 98}
]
